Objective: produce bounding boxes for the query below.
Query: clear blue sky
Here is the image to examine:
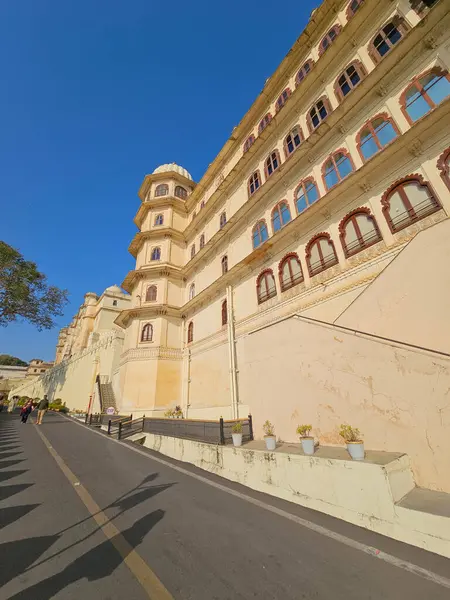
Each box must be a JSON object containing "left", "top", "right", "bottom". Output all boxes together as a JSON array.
[{"left": 0, "top": 0, "right": 317, "bottom": 362}]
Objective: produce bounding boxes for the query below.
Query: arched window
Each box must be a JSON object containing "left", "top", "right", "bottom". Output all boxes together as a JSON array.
[
  {"left": 154, "top": 213, "right": 164, "bottom": 226},
  {"left": 335, "top": 61, "right": 367, "bottom": 101},
  {"left": 243, "top": 135, "right": 255, "bottom": 153},
  {"left": 256, "top": 270, "right": 277, "bottom": 304},
  {"left": 219, "top": 211, "right": 227, "bottom": 229},
  {"left": 339, "top": 209, "right": 382, "bottom": 258},
  {"left": 323, "top": 150, "right": 354, "bottom": 190},
  {"left": 252, "top": 220, "right": 269, "bottom": 249},
  {"left": 187, "top": 321, "right": 194, "bottom": 344},
  {"left": 248, "top": 171, "right": 261, "bottom": 196},
  {"left": 437, "top": 147, "right": 450, "bottom": 190},
  {"left": 190, "top": 244, "right": 196, "bottom": 259},
  {"left": 369, "top": 18, "right": 408, "bottom": 63},
  {"left": 401, "top": 68, "right": 450, "bottom": 124},
  {"left": 307, "top": 97, "right": 331, "bottom": 132},
  {"left": 200, "top": 201, "right": 205, "bottom": 210},
  {"left": 381, "top": 175, "right": 440, "bottom": 233},
  {"left": 271, "top": 201, "right": 291, "bottom": 233},
  {"left": 175, "top": 186, "right": 187, "bottom": 199},
  {"left": 155, "top": 184, "right": 169, "bottom": 197},
  {"left": 279, "top": 253, "right": 304, "bottom": 292},
  {"left": 221, "top": 255, "right": 228, "bottom": 274},
  {"left": 264, "top": 150, "right": 281, "bottom": 179},
  {"left": 258, "top": 113, "right": 272, "bottom": 134},
  {"left": 319, "top": 25, "right": 341, "bottom": 56},
  {"left": 141, "top": 323, "right": 153, "bottom": 342},
  {"left": 275, "top": 88, "right": 291, "bottom": 112},
  {"left": 199, "top": 234, "right": 205, "bottom": 249},
  {"left": 189, "top": 283, "right": 195, "bottom": 300},
  {"left": 347, "top": 0, "right": 364, "bottom": 19},
  {"left": 151, "top": 247, "right": 161, "bottom": 261},
  {"left": 296, "top": 60, "right": 314, "bottom": 86},
  {"left": 306, "top": 234, "right": 338, "bottom": 277},
  {"left": 295, "top": 178, "right": 319, "bottom": 214},
  {"left": 221, "top": 300, "right": 228, "bottom": 326},
  {"left": 284, "top": 126, "right": 302, "bottom": 158},
  {"left": 145, "top": 285, "right": 157, "bottom": 302},
  {"left": 357, "top": 114, "right": 399, "bottom": 162}
]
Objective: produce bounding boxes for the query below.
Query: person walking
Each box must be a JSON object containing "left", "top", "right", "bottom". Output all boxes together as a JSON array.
[
  {"left": 20, "top": 400, "right": 33, "bottom": 423},
  {"left": 36, "top": 395, "right": 49, "bottom": 425}
]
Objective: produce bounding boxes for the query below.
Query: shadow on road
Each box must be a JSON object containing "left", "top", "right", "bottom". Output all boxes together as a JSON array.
[
  {"left": 0, "top": 469, "right": 28, "bottom": 483},
  {"left": 7, "top": 509, "right": 165, "bottom": 600},
  {"left": 0, "top": 483, "right": 34, "bottom": 502},
  {"left": 0, "top": 504, "right": 40, "bottom": 529}
]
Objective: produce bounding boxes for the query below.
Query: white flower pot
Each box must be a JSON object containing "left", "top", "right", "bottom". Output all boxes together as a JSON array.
[
  {"left": 264, "top": 436, "right": 276, "bottom": 451},
  {"left": 301, "top": 437, "right": 315, "bottom": 455},
  {"left": 347, "top": 441, "right": 365, "bottom": 460},
  {"left": 232, "top": 433, "right": 242, "bottom": 447}
]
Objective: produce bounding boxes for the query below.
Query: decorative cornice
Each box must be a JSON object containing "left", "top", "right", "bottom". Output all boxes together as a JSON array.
[
  {"left": 138, "top": 171, "right": 196, "bottom": 202},
  {"left": 134, "top": 196, "right": 187, "bottom": 229},
  {"left": 128, "top": 228, "right": 185, "bottom": 257},
  {"left": 122, "top": 263, "right": 184, "bottom": 292},
  {"left": 115, "top": 305, "right": 182, "bottom": 328},
  {"left": 120, "top": 346, "right": 183, "bottom": 365}
]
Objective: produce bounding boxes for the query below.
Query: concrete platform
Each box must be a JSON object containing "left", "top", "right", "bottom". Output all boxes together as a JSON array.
[{"left": 397, "top": 487, "right": 450, "bottom": 519}]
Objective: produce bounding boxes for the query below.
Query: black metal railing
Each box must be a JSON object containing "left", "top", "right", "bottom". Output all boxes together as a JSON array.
[
  {"left": 390, "top": 198, "right": 439, "bottom": 232},
  {"left": 118, "top": 417, "right": 145, "bottom": 440},
  {"left": 107, "top": 414, "right": 133, "bottom": 436},
  {"left": 85, "top": 413, "right": 102, "bottom": 426},
  {"left": 142, "top": 415, "right": 253, "bottom": 445}
]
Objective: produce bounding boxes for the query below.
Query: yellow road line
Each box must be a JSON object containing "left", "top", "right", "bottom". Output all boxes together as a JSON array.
[{"left": 34, "top": 425, "right": 174, "bottom": 600}]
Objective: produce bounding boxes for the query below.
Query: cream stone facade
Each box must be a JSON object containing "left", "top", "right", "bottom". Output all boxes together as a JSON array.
[{"left": 13, "top": 0, "right": 450, "bottom": 493}]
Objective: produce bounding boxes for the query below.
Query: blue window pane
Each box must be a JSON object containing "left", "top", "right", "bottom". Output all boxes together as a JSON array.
[
  {"left": 273, "top": 212, "right": 281, "bottom": 232},
  {"left": 252, "top": 231, "right": 260, "bottom": 248},
  {"left": 304, "top": 62, "right": 310, "bottom": 73},
  {"left": 337, "top": 157, "right": 353, "bottom": 179},
  {"left": 311, "top": 112, "right": 320, "bottom": 128},
  {"left": 296, "top": 194, "right": 307, "bottom": 213},
  {"left": 306, "top": 183, "right": 318, "bottom": 204},
  {"left": 261, "top": 224, "right": 268, "bottom": 242},
  {"left": 361, "top": 135, "right": 379, "bottom": 160},
  {"left": 325, "top": 167, "right": 339, "bottom": 189},
  {"left": 281, "top": 204, "right": 291, "bottom": 225},
  {"left": 349, "top": 70, "right": 360, "bottom": 87},
  {"left": 376, "top": 122, "right": 397, "bottom": 147},
  {"left": 407, "top": 95, "right": 431, "bottom": 122},
  {"left": 426, "top": 76, "right": 450, "bottom": 106},
  {"left": 386, "top": 25, "right": 401, "bottom": 46},
  {"left": 318, "top": 104, "right": 328, "bottom": 119}
]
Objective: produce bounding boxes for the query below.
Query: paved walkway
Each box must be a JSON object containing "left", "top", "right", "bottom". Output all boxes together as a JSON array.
[{"left": 1, "top": 410, "right": 450, "bottom": 599}]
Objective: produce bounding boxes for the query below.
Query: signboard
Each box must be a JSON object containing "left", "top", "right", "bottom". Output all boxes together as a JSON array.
[{"left": 106, "top": 407, "right": 115, "bottom": 415}]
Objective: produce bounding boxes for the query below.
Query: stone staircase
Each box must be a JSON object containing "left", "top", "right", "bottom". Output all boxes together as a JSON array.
[{"left": 98, "top": 378, "right": 118, "bottom": 413}]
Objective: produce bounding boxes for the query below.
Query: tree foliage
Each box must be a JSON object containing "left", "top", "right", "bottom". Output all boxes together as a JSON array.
[
  {"left": 0, "top": 241, "right": 68, "bottom": 330},
  {"left": 0, "top": 354, "right": 28, "bottom": 366}
]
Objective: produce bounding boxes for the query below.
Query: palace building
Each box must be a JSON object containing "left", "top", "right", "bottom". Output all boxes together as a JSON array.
[{"left": 13, "top": 0, "right": 450, "bottom": 492}]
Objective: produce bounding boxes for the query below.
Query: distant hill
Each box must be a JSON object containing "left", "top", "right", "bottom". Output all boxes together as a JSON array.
[{"left": 0, "top": 354, "right": 28, "bottom": 367}]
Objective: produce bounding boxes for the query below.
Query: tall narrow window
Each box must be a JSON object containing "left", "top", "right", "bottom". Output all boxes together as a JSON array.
[
  {"left": 248, "top": 171, "right": 261, "bottom": 196},
  {"left": 199, "top": 234, "right": 205, "bottom": 249},
  {"left": 145, "top": 285, "right": 157, "bottom": 302},
  {"left": 369, "top": 18, "right": 407, "bottom": 63},
  {"left": 151, "top": 247, "right": 161, "bottom": 261},
  {"left": 175, "top": 186, "right": 187, "bottom": 199},
  {"left": 284, "top": 126, "right": 302, "bottom": 158},
  {"left": 271, "top": 201, "right": 291, "bottom": 233},
  {"left": 221, "top": 255, "right": 228, "bottom": 274},
  {"left": 221, "top": 300, "right": 228, "bottom": 326},
  {"left": 243, "top": 135, "right": 255, "bottom": 153},
  {"left": 308, "top": 97, "right": 331, "bottom": 132},
  {"left": 357, "top": 115, "right": 399, "bottom": 161},
  {"left": 189, "top": 283, "right": 195, "bottom": 300},
  {"left": 296, "top": 60, "right": 314, "bottom": 86},
  {"left": 323, "top": 151, "right": 354, "bottom": 190},
  {"left": 220, "top": 211, "right": 227, "bottom": 229},
  {"left": 335, "top": 62, "right": 366, "bottom": 101},
  {"left": 339, "top": 209, "right": 382, "bottom": 257},
  {"left": 155, "top": 184, "right": 169, "bottom": 197},
  {"left": 154, "top": 214, "right": 164, "bottom": 226},
  {"left": 252, "top": 220, "right": 269, "bottom": 249},
  {"left": 258, "top": 113, "right": 272, "bottom": 134},
  {"left": 141, "top": 323, "right": 153, "bottom": 342},
  {"left": 306, "top": 234, "right": 338, "bottom": 276},
  {"left": 319, "top": 25, "right": 341, "bottom": 55},
  {"left": 187, "top": 321, "right": 194, "bottom": 344},
  {"left": 347, "top": 0, "right": 364, "bottom": 19},
  {"left": 190, "top": 244, "right": 196, "bottom": 259},
  {"left": 275, "top": 88, "right": 291, "bottom": 112},
  {"left": 256, "top": 270, "right": 277, "bottom": 304},
  {"left": 437, "top": 147, "right": 450, "bottom": 190},
  {"left": 295, "top": 179, "right": 319, "bottom": 214},
  {"left": 401, "top": 69, "right": 450, "bottom": 124},
  {"left": 381, "top": 176, "right": 440, "bottom": 233},
  {"left": 279, "top": 253, "right": 304, "bottom": 292},
  {"left": 265, "top": 150, "right": 281, "bottom": 179}
]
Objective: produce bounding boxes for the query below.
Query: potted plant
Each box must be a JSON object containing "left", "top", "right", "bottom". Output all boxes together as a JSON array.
[
  {"left": 296, "top": 424, "right": 315, "bottom": 455},
  {"left": 174, "top": 405, "right": 183, "bottom": 419},
  {"left": 231, "top": 421, "right": 243, "bottom": 447},
  {"left": 339, "top": 424, "right": 364, "bottom": 460},
  {"left": 263, "top": 420, "right": 276, "bottom": 451}
]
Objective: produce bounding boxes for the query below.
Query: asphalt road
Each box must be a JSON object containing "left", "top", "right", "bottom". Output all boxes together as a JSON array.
[{"left": 1, "top": 410, "right": 449, "bottom": 600}]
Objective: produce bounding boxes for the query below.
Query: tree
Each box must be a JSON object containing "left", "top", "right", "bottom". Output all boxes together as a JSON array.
[
  {"left": 0, "top": 241, "right": 68, "bottom": 330},
  {"left": 0, "top": 354, "right": 28, "bottom": 366}
]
